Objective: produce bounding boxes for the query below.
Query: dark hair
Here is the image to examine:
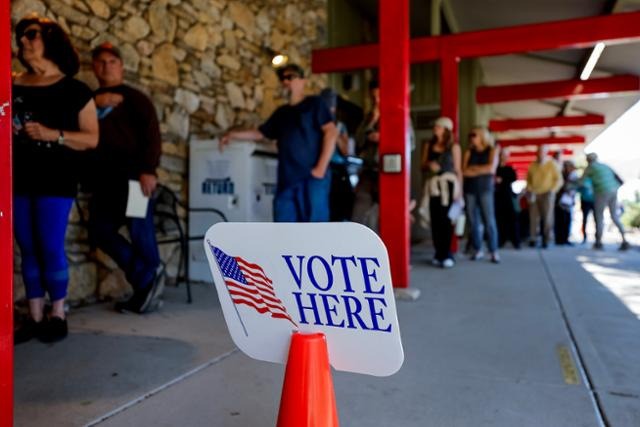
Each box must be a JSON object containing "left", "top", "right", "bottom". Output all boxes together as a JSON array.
[
  {"left": 16, "top": 16, "right": 80, "bottom": 76},
  {"left": 369, "top": 80, "right": 379, "bottom": 90},
  {"left": 276, "top": 63, "right": 305, "bottom": 80},
  {"left": 431, "top": 128, "right": 454, "bottom": 149}
]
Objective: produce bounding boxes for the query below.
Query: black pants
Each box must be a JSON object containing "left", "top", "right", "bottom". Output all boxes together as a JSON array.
[
  {"left": 329, "top": 163, "right": 354, "bottom": 222},
  {"left": 495, "top": 192, "right": 520, "bottom": 248},
  {"left": 581, "top": 200, "right": 594, "bottom": 240},
  {"left": 554, "top": 206, "right": 572, "bottom": 245},
  {"left": 429, "top": 182, "right": 454, "bottom": 262}
]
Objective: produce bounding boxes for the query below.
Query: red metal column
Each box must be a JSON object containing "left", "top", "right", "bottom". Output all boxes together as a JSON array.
[
  {"left": 440, "top": 54, "right": 460, "bottom": 254},
  {"left": 440, "top": 54, "right": 460, "bottom": 139},
  {"left": 0, "top": 0, "right": 13, "bottom": 424},
  {"left": 379, "top": 0, "right": 410, "bottom": 288}
]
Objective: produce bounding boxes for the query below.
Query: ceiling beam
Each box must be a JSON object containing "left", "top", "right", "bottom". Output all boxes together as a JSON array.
[
  {"left": 508, "top": 149, "right": 574, "bottom": 158},
  {"left": 498, "top": 135, "right": 586, "bottom": 147},
  {"left": 312, "top": 11, "right": 640, "bottom": 73},
  {"left": 489, "top": 114, "right": 605, "bottom": 132},
  {"left": 477, "top": 75, "right": 640, "bottom": 104},
  {"left": 559, "top": 0, "right": 620, "bottom": 116}
]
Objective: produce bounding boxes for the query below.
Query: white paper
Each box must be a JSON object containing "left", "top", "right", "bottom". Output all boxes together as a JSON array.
[
  {"left": 125, "top": 180, "right": 150, "bottom": 218},
  {"left": 448, "top": 199, "right": 465, "bottom": 221}
]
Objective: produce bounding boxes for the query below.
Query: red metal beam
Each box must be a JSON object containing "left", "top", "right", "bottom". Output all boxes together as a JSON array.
[
  {"left": 498, "top": 135, "right": 585, "bottom": 147},
  {"left": 508, "top": 149, "right": 574, "bottom": 158},
  {"left": 490, "top": 115, "right": 605, "bottom": 132},
  {"left": 312, "top": 11, "right": 640, "bottom": 73},
  {"left": 477, "top": 75, "right": 640, "bottom": 104},
  {"left": 0, "top": 0, "right": 13, "bottom": 424},
  {"left": 379, "top": 0, "right": 410, "bottom": 289}
]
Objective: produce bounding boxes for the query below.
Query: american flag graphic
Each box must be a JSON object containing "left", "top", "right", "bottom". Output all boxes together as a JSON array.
[{"left": 209, "top": 244, "right": 297, "bottom": 329}]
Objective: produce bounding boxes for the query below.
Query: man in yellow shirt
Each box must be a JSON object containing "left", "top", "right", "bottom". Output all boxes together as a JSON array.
[{"left": 526, "top": 145, "right": 563, "bottom": 248}]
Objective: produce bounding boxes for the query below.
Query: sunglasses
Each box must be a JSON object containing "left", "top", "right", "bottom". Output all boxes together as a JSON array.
[
  {"left": 469, "top": 133, "right": 478, "bottom": 138},
  {"left": 280, "top": 74, "right": 299, "bottom": 82},
  {"left": 21, "top": 29, "right": 41, "bottom": 41}
]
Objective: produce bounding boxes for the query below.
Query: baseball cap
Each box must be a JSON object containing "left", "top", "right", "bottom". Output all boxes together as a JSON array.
[{"left": 92, "top": 42, "right": 122, "bottom": 60}]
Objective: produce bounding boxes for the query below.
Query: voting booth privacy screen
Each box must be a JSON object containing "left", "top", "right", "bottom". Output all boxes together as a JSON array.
[{"left": 189, "top": 139, "right": 277, "bottom": 282}]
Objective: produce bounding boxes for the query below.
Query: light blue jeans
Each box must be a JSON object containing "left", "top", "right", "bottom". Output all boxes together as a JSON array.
[
  {"left": 274, "top": 174, "right": 331, "bottom": 222},
  {"left": 465, "top": 191, "right": 498, "bottom": 253}
]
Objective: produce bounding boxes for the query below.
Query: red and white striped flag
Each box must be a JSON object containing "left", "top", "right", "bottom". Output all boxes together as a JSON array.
[{"left": 210, "top": 245, "right": 297, "bottom": 328}]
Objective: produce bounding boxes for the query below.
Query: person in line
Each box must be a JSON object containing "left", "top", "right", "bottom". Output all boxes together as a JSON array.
[
  {"left": 494, "top": 149, "right": 520, "bottom": 249},
  {"left": 578, "top": 176, "right": 595, "bottom": 244},
  {"left": 526, "top": 145, "right": 563, "bottom": 248},
  {"left": 88, "top": 43, "right": 164, "bottom": 314},
  {"left": 462, "top": 127, "right": 500, "bottom": 263},
  {"left": 351, "top": 80, "right": 381, "bottom": 229},
  {"left": 581, "top": 153, "right": 629, "bottom": 250},
  {"left": 320, "top": 88, "right": 354, "bottom": 221},
  {"left": 352, "top": 80, "right": 417, "bottom": 231},
  {"left": 420, "top": 117, "right": 462, "bottom": 268},
  {"left": 12, "top": 16, "right": 99, "bottom": 343},
  {"left": 221, "top": 64, "right": 338, "bottom": 222},
  {"left": 554, "top": 160, "right": 578, "bottom": 245}
]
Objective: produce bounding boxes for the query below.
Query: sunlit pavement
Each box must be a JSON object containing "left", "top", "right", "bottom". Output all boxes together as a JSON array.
[{"left": 14, "top": 234, "right": 640, "bottom": 427}]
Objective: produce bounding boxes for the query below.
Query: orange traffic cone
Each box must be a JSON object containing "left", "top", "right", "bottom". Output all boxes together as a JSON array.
[{"left": 276, "top": 332, "right": 339, "bottom": 427}]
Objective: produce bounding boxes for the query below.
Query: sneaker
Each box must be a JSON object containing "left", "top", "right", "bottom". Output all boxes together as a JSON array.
[
  {"left": 442, "top": 258, "right": 455, "bottom": 268},
  {"left": 14, "top": 318, "right": 46, "bottom": 344},
  {"left": 593, "top": 242, "right": 604, "bottom": 250},
  {"left": 528, "top": 240, "right": 536, "bottom": 248},
  {"left": 431, "top": 258, "right": 441, "bottom": 267},
  {"left": 490, "top": 253, "right": 501, "bottom": 264},
  {"left": 115, "top": 266, "right": 165, "bottom": 314},
  {"left": 471, "top": 250, "right": 484, "bottom": 261},
  {"left": 39, "top": 317, "right": 68, "bottom": 343},
  {"left": 619, "top": 241, "right": 630, "bottom": 251},
  {"left": 149, "top": 264, "right": 166, "bottom": 302}
]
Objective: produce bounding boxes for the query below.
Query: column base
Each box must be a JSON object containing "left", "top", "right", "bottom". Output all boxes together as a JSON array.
[{"left": 394, "top": 287, "right": 421, "bottom": 301}]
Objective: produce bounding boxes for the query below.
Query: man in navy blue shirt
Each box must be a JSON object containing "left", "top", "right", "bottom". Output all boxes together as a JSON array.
[{"left": 221, "top": 64, "right": 337, "bottom": 222}]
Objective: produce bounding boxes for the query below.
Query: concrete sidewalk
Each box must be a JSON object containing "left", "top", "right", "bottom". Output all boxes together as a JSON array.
[{"left": 14, "top": 242, "right": 640, "bottom": 427}]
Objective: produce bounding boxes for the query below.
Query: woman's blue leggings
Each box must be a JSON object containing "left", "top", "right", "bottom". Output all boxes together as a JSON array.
[{"left": 14, "top": 196, "right": 73, "bottom": 301}]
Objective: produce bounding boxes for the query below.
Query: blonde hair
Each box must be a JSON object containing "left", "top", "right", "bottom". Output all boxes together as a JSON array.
[{"left": 472, "top": 126, "right": 494, "bottom": 148}]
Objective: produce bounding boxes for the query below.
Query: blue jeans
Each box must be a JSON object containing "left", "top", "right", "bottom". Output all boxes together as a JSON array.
[
  {"left": 89, "top": 198, "right": 160, "bottom": 291},
  {"left": 274, "top": 175, "right": 331, "bottom": 222},
  {"left": 465, "top": 191, "right": 498, "bottom": 253},
  {"left": 14, "top": 196, "right": 74, "bottom": 301}
]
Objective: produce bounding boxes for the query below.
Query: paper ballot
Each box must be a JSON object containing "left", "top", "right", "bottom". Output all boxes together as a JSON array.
[{"left": 125, "top": 180, "right": 150, "bottom": 218}]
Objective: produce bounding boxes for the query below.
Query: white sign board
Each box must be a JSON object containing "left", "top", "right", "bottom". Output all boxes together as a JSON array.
[{"left": 204, "top": 222, "right": 404, "bottom": 377}]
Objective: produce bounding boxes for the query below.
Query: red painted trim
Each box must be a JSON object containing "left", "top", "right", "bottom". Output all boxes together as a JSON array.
[
  {"left": 477, "top": 75, "right": 640, "bottom": 104},
  {"left": 490, "top": 115, "right": 605, "bottom": 132},
  {"left": 0, "top": 0, "right": 14, "bottom": 423},
  {"left": 311, "top": 44, "right": 379, "bottom": 74},
  {"left": 508, "top": 149, "right": 574, "bottom": 159},
  {"left": 378, "top": 0, "right": 410, "bottom": 288},
  {"left": 498, "top": 135, "right": 585, "bottom": 147},
  {"left": 312, "top": 11, "right": 640, "bottom": 73}
]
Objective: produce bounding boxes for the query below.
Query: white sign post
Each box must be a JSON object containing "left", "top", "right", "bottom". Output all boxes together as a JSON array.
[{"left": 204, "top": 222, "right": 404, "bottom": 377}]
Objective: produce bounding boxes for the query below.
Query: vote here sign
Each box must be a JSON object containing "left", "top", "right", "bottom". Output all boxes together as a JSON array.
[{"left": 204, "top": 222, "right": 404, "bottom": 377}]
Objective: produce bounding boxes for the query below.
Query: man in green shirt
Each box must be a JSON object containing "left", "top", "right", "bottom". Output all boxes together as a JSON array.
[{"left": 581, "top": 153, "right": 629, "bottom": 250}]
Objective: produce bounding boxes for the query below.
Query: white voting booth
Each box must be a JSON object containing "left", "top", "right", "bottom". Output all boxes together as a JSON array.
[{"left": 188, "top": 139, "right": 277, "bottom": 282}]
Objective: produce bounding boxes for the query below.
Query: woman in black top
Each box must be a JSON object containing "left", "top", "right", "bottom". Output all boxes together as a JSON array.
[
  {"left": 462, "top": 127, "right": 500, "bottom": 263},
  {"left": 12, "top": 16, "right": 98, "bottom": 343},
  {"left": 421, "top": 117, "right": 462, "bottom": 268},
  {"left": 494, "top": 149, "right": 521, "bottom": 249}
]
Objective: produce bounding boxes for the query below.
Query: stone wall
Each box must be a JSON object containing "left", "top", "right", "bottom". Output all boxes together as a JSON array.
[{"left": 10, "top": 0, "right": 328, "bottom": 304}]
